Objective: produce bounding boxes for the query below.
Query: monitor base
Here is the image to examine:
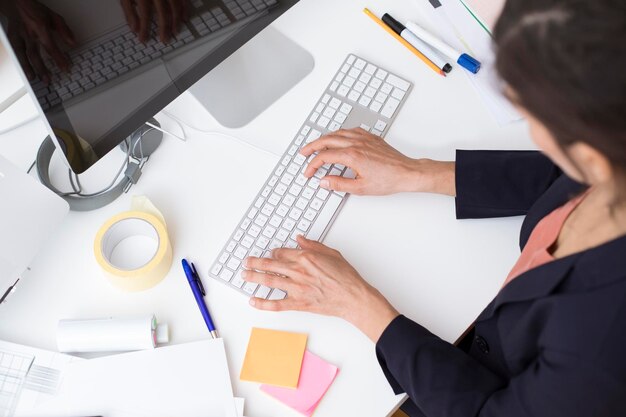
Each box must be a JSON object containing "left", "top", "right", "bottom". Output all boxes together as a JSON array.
[
  {"left": 119, "top": 118, "right": 163, "bottom": 159},
  {"left": 188, "top": 27, "right": 314, "bottom": 129}
]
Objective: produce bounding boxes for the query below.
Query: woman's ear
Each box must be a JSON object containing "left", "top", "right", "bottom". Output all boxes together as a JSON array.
[{"left": 568, "top": 142, "right": 614, "bottom": 185}]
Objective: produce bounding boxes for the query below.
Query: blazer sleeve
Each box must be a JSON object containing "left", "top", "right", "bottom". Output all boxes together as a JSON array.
[
  {"left": 376, "top": 315, "right": 624, "bottom": 417},
  {"left": 455, "top": 150, "right": 562, "bottom": 219}
]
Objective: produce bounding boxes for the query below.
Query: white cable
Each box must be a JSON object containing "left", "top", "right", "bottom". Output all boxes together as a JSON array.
[
  {"left": 0, "top": 87, "right": 27, "bottom": 113},
  {"left": 159, "top": 110, "right": 281, "bottom": 157}
]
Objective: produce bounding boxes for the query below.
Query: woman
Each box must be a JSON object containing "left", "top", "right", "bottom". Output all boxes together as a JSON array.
[{"left": 242, "top": 0, "right": 626, "bottom": 415}]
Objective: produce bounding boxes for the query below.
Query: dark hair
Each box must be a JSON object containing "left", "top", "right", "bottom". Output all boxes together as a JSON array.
[{"left": 493, "top": 0, "right": 626, "bottom": 167}]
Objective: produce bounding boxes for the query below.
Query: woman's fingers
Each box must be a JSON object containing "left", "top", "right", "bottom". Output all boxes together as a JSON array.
[
  {"left": 51, "top": 12, "right": 77, "bottom": 47},
  {"left": 166, "top": 0, "right": 182, "bottom": 34},
  {"left": 244, "top": 256, "right": 298, "bottom": 278},
  {"left": 249, "top": 297, "right": 298, "bottom": 312},
  {"left": 271, "top": 247, "right": 302, "bottom": 261},
  {"left": 300, "top": 135, "right": 354, "bottom": 157},
  {"left": 303, "top": 149, "right": 354, "bottom": 177},
  {"left": 241, "top": 269, "right": 294, "bottom": 292},
  {"left": 121, "top": 0, "right": 140, "bottom": 33},
  {"left": 137, "top": 0, "right": 153, "bottom": 42},
  {"left": 153, "top": 0, "right": 172, "bottom": 43},
  {"left": 296, "top": 235, "right": 334, "bottom": 253},
  {"left": 320, "top": 175, "right": 361, "bottom": 194}
]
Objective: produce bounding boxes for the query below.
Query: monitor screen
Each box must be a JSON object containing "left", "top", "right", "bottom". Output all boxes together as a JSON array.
[{"left": 0, "top": 0, "right": 298, "bottom": 173}]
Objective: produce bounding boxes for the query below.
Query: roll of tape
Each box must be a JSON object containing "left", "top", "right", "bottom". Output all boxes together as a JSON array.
[{"left": 94, "top": 200, "right": 172, "bottom": 292}]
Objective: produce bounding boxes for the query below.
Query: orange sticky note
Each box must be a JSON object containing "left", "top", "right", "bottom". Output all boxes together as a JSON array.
[{"left": 240, "top": 328, "right": 308, "bottom": 388}]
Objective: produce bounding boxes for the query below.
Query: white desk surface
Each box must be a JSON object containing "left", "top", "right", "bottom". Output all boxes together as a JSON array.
[{"left": 0, "top": 0, "right": 536, "bottom": 416}]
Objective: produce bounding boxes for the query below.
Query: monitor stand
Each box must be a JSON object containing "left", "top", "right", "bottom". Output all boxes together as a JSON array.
[{"left": 188, "top": 27, "right": 314, "bottom": 129}]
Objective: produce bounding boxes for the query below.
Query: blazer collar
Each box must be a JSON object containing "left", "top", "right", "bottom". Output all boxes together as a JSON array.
[
  {"left": 478, "top": 254, "right": 579, "bottom": 321},
  {"left": 479, "top": 234, "right": 626, "bottom": 321}
]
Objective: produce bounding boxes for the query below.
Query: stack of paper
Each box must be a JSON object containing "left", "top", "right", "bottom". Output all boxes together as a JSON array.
[
  {"left": 240, "top": 328, "right": 339, "bottom": 416},
  {"left": 12, "top": 339, "right": 246, "bottom": 417},
  {"left": 417, "top": 0, "right": 521, "bottom": 125},
  {"left": 459, "top": 0, "right": 506, "bottom": 34}
]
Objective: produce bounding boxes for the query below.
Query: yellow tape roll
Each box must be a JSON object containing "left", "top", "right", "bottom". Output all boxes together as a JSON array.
[{"left": 94, "top": 210, "right": 172, "bottom": 292}]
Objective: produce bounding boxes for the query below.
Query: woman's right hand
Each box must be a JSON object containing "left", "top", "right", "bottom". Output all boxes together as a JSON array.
[{"left": 300, "top": 128, "right": 456, "bottom": 196}]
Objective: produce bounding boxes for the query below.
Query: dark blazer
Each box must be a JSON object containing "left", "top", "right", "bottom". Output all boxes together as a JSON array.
[{"left": 376, "top": 150, "right": 626, "bottom": 417}]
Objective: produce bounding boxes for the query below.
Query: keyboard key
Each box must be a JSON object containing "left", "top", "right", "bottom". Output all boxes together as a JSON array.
[
  {"left": 270, "top": 215, "right": 283, "bottom": 227},
  {"left": 306, "top": 193, "right": 343, "bottom": 241},
  {"left": 381, "top": 83, "right": 393, "bottom": 94},
  {"left": 386, "top": 74, "right": 411, "bottom": 91},
  {"left": 370, "top": 101, "right": 383, "bottom": 113},
  {"left": 348, "top": 68, "right": 361, "bottom": 79},
  {"left": 257, "top": 236, "right": 270, "bottom": 249},
  {"left": 359, "top": 96, "right": 372, "bottom": 107},
  {"left": 328, "top": 122, "right": 341, "bottom": 132},
  {"left": 392, "top": 88, "right": 406, "bottom": 101},
  {"left": 255, "top": 285, "right": 272, "bottom": 299},
  {"left": 231, "top": 271, "right": 245, "bottom": 288},
  {"left": 375, "top": 92, "right": 388, "bottom": 103},
  {"left": 359, "top": 73, "right": 372, "bottom": 84},
  {"left": 381, "top": 98, "right": 400, "bottom": 118},
  {"left": 211, "top": 263, "right": 222, "bottom": 275},
  {"left": 317, "top": 116, "right": 330, "bottom": 128},
  {"left": 241, "top": 236, "right": 255, "bottom": 248},
  {"left": 304, "top": 209, "right": 317, "bottom": 221},
  {"left": 268, "top": 289, "right": 287, "bottom": 300},
  {"left": 227, "top": 258, "right": 240, "bottom": 270},
  {"left": 375, "top": 120, "right": 387, "bottom": 131},
  {"left": 276, "top": 228, "right": 289, "bottom": 241},
  {"left": 289, "top": 208, "right": 303, "bottom": 220},
  {"left": 323, "top": 107, "right": 336, "bottom": 119},
  {"left": 348, "top": 91, "right": 360, "bottom": 102},
  {"left": 219, "top": 269, "right": 234, "bottom": 282},
  {"left": 261, "top": 203, "right": 274, "bottom": 216}
]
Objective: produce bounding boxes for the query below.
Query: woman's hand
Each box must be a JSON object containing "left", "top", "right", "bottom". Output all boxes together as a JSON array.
[
  {"left": 121, "top": 0, "right": 190, "bottom": 44},
  {"left": 300, "top": 128, "right": 456, "bottom": 196},
  {"left": 7, "top": 0, "right": 77, "bottom": 82},
  {"left": 243, "top": 235, "right": 399, "bottom": 342}
]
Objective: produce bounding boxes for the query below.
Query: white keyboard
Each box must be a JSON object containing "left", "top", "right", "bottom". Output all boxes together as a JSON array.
[
  {"left": 33, "top": 0, "right": 277, "bottom": 111},
  {"left": 209, "top": 54, "right": 413, "bottom": 299}
]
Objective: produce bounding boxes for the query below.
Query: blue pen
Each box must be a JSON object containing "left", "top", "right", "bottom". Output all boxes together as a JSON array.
[{"left": 182, "top": 259, "right": 219, "bottom": 338}]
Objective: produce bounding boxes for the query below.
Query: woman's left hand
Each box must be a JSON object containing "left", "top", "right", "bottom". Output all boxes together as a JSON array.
[{"left": 243, "top": 235, "right": 399, "bottom": 342}]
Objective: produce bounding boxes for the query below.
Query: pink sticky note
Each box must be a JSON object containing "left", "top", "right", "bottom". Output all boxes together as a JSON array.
[{"left": 261, "top": 350, "right": 339, "bottom": 416}]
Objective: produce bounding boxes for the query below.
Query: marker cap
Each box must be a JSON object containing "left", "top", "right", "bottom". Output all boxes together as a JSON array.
[
  {"left": 155, "top": 323, "right": 169, "bottom": 344},
  {"left": 457, "top": 53, "right": 481, "bottom": 74},
  {"left": 381, "top": 14, "right": 405, "bottom": 35}
]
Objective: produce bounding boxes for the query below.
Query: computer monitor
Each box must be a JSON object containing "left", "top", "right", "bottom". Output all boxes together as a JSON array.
[{"left": 0, "top": 0, "right": 301, "bottom": 178}]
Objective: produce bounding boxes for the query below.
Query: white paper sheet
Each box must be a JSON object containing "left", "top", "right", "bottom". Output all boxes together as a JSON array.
[
  {"left": 418, "top": 0, "right": 521, "bottom": 125},
  {"left": 0, "top": 340, "right": 83, "bottom": 417},
  {"left": 30, "top": 339, "right": 238, "bottom": 417}
]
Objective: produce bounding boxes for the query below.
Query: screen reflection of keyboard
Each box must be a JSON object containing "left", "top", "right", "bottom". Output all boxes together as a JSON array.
[{"left": 33, "top": 0, "right": 277, "bottom": 111}]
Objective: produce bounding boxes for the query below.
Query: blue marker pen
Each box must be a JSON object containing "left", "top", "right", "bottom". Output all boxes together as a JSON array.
[{"left": 182, "top": 259, "right": 218, "bottom": 338}]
